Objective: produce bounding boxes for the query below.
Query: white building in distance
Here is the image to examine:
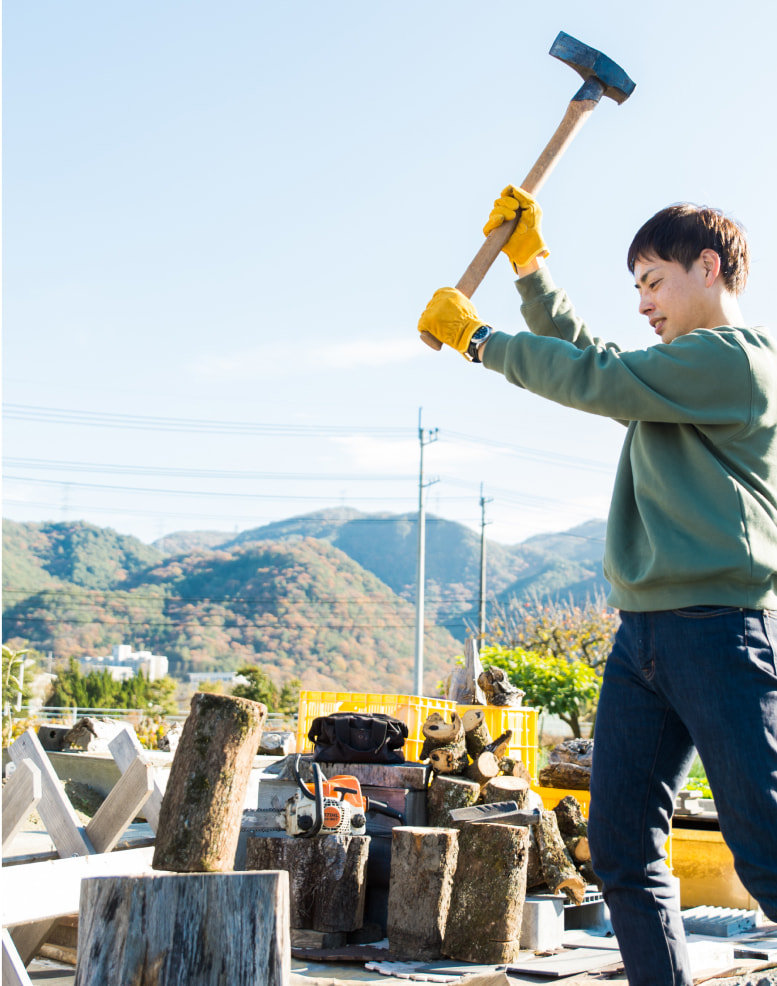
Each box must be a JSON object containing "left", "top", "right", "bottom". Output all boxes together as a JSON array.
[{"left": 79, "top": 643, "right": 169, "bottom": 682}]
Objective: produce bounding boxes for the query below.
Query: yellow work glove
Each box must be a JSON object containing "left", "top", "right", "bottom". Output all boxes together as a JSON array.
[
  {"left": 483, "top": 185, "right": 549, "bottom": 271},
  {"left": 418, "top": 287, "right": 487, "bottom": 359}
]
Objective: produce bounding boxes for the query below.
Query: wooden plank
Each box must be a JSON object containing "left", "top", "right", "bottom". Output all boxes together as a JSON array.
[
  {"left": 85, "top": 757, "right": 153, "bottom": 854},
  {"left": 1, "top": 761, "right": 42, "bottom": 854},
  {"left": 2, "top": 929, "right": 33, "bottom": 986},
  {"left": 8, "top": 730, "right": 94, "bottom": 858},
  {"left": 2, "top": 847, "right": 155, "bottom": 928},
  {"left": 108, "top": 727, "right": 164, "bottom": 832}
]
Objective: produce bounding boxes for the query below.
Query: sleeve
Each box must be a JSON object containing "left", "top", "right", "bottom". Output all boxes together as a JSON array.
[{"left": 481, "top": 286, "right": 754, "bottom": 429}]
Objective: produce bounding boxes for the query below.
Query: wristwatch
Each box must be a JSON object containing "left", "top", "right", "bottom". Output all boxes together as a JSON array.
[{"left": 467, "top": 325, "right": 493, "bottom": 363}]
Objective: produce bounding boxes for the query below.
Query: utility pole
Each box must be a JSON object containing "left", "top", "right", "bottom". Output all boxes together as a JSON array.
[
  {"left": 479, "top": 483, "right": 493, "bottom": 640},
  {"left": 414, "top": 409, "right": 438, "bottom": 696}
]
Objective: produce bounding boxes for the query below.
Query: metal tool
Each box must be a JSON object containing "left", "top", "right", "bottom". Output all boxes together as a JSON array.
[
  {"left": 248, "top": 756, "right": 404, "bottom": 838},
  {"left": 420, "top": 31, "right": 636, "bottom": 350},
  {"left": 448, "top": 800, "right": 543, "bottom": 826}
]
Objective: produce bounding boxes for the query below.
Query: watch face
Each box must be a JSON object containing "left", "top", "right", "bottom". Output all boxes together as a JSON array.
[{"left": 472, "top": 325, "right": 490, "bottom": 342}]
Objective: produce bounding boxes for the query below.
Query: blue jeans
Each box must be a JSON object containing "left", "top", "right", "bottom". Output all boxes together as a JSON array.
[{"left": 588, "top": 607, "right": 777, "bottom": 986}]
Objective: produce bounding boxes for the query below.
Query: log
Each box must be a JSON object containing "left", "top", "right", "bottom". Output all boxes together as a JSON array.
[
  {"left": 387, "top": 827, "right": 459, "bottom": 959},
  {"left": 577, "top": 859, "right": 603, "bottom": 890},
  {"left": 74, "top": 871, "right": 290, "bottom": 986},
  {"left": 462, "top": 709, "right": 492, "bottom": 758},
  {"left": 446, "top": 638, "right": 487, "bottom": 705},
  {"left": 153, "top": 692, "right": 267, "bottom": 873},
  {"left": 477, "top": 666, "right": 524, "bottom": 707},
  {"left": 442, "top": 822, "right": 529, "bottom": 964},
  {"left": 463, "top": 751, "right": 499, "bottom": 787},
  {"left": 427, "top": 775, "right": 481, "bottom": 828},
  {"left": 538, "top": 761, "right": 591, "bottom": 790},
  {"left": 526, "top": 828, "right": 544, "bottom": 889},
  {"left": 481, "top": 775, "right": 530, "bottom": 811},
  {"left": 553, "top": 795, "right": 589, "bottom": 839},
  {"left": 485, "top": 730, "right": 513, "bottom": 761},
  {"left": 429, "top": 742, "right": 469, "bottom": 775},
  {"left": 420, "top": 712, "right": 464, "bottom": 761},
  {"left": 549, "top": 738, "right": 593, "bottom": 768},
  {"left": 245, "top": 834, "right": 369, "bottom": 933},
  {"left": 535, "top": 810, "right": 586, "bottom": 905},
  {"left": 498, "top": 757, "right": 531, "bottom": 783}
]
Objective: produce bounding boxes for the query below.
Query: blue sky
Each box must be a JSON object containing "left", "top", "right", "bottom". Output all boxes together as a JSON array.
[{"left": 4, "top": 1, "right": 777, "bottom": 547}]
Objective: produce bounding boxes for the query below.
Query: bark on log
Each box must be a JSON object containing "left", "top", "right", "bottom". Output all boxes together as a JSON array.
[
  {"left": 463, "top": 751, "right": 500, "bottom": 787},
  {"left": 499, "top": 757, "right": 531, "bottom": 783},
  {"left": 485, "top": 730, "right": 513, "bottom": 761},
  {"left": 442, "top": 822, "right": 528, "bottom": 964},
  {"left": 387, "top": 827, "right": 459, "bottom": 959},
  {"left": 462, "top": 710, "right": 492, "bottom": 758},
  {"left": 446, "top": 638, "right": 487, "bottom": 705},
  {"left": 477, "top": 667, "right": 525, "bottom": 707},
  {"left": 420, "top": 712, "right": 463, "bottom": 761},
  {"left": 549, "top": 739, "right": 593, "bottom": 768},
  {"left": 553, "top": 795, "right": 589, "bottom": 838},
  {"left": 429, "top": 741, "right": 469, "bottom": 775},
  {"left": 535, "top": 810, "right": 586, "bottom": 905},
  {"left": 538, "top": 762, "right": 591, "bottom": 790},
  {"left": 152, "top": 692, "right": 267, "bottom": 873},
  {"left": 481, "top": 775, "right": 530, "bottom": 810},
  {"left": 74, "top": 871, "right": 290, "bottom": 986},
  {"left": 427, "top": 774, "right": 481, "bottom": 828},
  {"left": 526, "top": 828, "right": 544, "bottom": 889},
  {"left": 245, "top": 834, "right": 369, "bottom": 933}
]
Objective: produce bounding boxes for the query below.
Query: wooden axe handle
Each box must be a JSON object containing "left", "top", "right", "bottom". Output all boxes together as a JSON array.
[{"left": 420, "top": 97, "right": 598, "bottom": 351}]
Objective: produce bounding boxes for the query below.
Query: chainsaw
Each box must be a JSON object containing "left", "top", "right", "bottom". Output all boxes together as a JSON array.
[{"left": 249, "top": 756, "right": 405, "bottom": 838}]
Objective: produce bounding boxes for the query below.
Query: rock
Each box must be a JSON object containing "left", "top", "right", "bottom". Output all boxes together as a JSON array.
[
  {"left": 258, "top": 731, "right": 297, "bottom": 756},
  {"left": 61, "top": 717, "right": 127, "bottom": 753}
]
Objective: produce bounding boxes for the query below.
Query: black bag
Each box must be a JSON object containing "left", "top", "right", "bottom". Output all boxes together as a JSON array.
[{"left": 308, "top": 712, "right": 409, "bottom": 764}]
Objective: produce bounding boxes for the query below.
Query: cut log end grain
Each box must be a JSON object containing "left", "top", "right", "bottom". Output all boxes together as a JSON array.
[
  {"left": 481, "top": 775, "right": 530, "bottom": 810},
  {"left": 463, "top": 751, "right": 500, "bottom": 787}
]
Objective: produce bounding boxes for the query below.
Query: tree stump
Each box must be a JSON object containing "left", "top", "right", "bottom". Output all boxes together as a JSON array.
[
  {"left": 245, "top": 834, "right": 369, "bottom": 933},
  {"left": 153, "top": 692, "right": 267, "bottom": 873},
  {"left": 481, "top": 775, "right": 530, "bottom": 810},
  {"left": 427, "top": 775, "right": 481, "bottom": 828},
  {"left": 535, "top": 810, "right": 585, "bottom": 905},
  {"left": 74, "top": 871, "right": 289, "bottom": 986},
  {"left": 442, "top": 821, "right": 528, "bottom": 964},
  {"left": 387, "top": 827, "right": 459, "bottom": 959}
]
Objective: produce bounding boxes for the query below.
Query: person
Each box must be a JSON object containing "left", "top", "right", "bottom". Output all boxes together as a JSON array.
[{"left": 417, "top": 187, "right": 777, "bottom": 986}]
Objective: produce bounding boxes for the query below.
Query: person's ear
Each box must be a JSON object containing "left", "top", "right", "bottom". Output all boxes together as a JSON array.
[{"left": 699, "top": 248, "right": 722, "bottom": 286}]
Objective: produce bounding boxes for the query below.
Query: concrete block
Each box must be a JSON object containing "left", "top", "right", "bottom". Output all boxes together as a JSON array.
[
  {"left": 564, "top": 891, "right": 612, "bottom": 933},
  {"left": 520, "top": 894, "right": 565, "bottom": 950}
]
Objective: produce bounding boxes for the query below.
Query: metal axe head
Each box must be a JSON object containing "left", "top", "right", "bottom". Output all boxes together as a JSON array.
[{"left": 550, "top": 31, "right": 636, "bottom": 105}]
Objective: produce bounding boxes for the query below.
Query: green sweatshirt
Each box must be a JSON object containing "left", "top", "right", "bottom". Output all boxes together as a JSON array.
[{"left": 481, "top": 267, "right": 777, "bottom": 612}]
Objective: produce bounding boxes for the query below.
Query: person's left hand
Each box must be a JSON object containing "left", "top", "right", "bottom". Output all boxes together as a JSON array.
[{"left": 418, "top": 287, "right": 485, "bottom": 356}]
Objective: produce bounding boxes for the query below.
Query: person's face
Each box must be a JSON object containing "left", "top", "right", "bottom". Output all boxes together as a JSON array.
[{"left": 633, "top": 253, "right": 712, "bottom": 344}]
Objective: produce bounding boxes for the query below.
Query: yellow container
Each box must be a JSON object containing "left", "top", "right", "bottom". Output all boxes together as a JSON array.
[
  {"left": 671, "top": 827, "right": 758, "bottom": 909},
  {"left": 458, "top": 704, "right": 539, "bottom": 781},
  {"left": 296, "top": 691, "right": 458, "bottom": 762},
  {"left": 531, "top": 784, "right": 672, "bottom": 870}
]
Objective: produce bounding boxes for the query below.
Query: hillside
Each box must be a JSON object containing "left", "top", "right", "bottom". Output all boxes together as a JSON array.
[{"left": 2, "top": 523, "right": 460, "bottom": 693}]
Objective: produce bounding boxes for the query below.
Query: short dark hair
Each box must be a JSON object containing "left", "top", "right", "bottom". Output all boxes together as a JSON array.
[{"left": 627, "top": 203, "right": 749, "bottom": 295}]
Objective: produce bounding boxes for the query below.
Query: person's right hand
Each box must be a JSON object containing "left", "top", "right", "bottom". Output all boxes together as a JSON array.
[{"left": 483, "top": 185, "right": 549, "bottom": 271}]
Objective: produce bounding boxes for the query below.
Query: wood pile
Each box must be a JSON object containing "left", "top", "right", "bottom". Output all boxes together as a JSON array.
[{"left": 538, "top": 738, "right": 593, "bottom": 790}]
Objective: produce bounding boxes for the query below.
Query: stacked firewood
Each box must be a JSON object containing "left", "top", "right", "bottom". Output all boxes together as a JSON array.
[{"left": 421, "top": 711, "right": 599, "bottom": 905}]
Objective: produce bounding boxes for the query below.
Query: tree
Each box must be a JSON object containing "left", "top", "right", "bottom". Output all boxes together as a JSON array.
[
  {"left": 232, "top": 666, "right": 279, "bottom": 708},
  {"left": 3, "top": 644, "right": 37, "bottom": 744},
  {"left": 278, "top": 677, "right": 301, "bottom": 716},
  {"left": 486, "top": 594, "right": 618, "bottom": 674},
  {"left": 481, "top": 645, "right": 600, "bottom": 739}
]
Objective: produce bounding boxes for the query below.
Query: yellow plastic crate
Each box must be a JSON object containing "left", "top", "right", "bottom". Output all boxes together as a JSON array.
[
  {"left": 457, "top": 704, "right": 539, "bottom": 781},
  {"left": 296, "top": 691, "right": 458, "bottom": 762},
  {"left": 531, "top": 784, "right": 672, "bottom": 870}
]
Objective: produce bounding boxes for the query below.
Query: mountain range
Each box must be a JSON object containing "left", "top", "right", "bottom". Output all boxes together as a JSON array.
[{"left": 2, "top": 510, "right": 608, "bottom": 693}]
